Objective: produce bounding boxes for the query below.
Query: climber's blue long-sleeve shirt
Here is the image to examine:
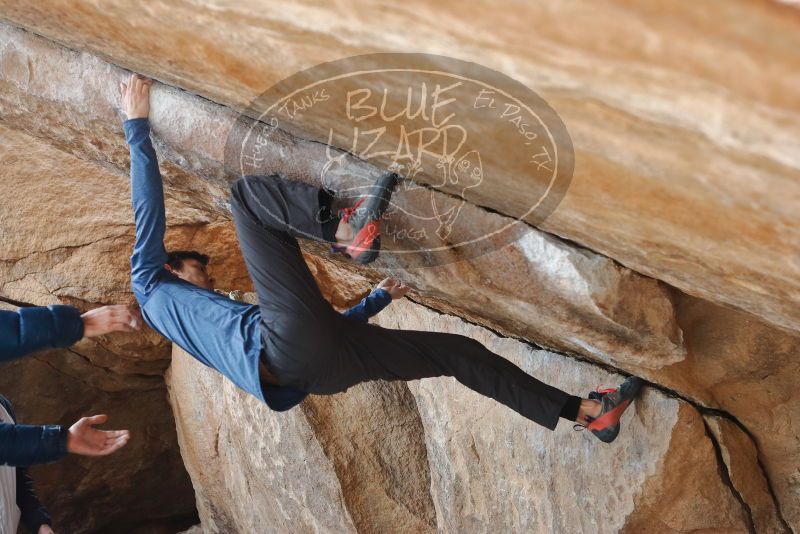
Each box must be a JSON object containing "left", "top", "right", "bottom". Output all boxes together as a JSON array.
[{"left": 124, "top": 118, "right": 391, "bottom": 411}]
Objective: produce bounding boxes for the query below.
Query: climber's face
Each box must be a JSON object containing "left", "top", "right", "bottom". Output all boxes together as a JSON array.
[{"left": 168, "top": 258, "right": 215, "bottom": 290}]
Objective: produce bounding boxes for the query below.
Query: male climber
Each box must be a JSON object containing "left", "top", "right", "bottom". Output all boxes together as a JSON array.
[{"left": 121, "top": 73, "right": 642, "bottom": 443}]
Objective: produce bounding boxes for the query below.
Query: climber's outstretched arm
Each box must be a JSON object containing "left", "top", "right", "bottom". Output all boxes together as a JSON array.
[
  {"left": 120, "top": 74, "right": 166, "bottom": 302},
  {"left": 341, "top": 277, "right": 410, "bottom": 322},
  {"left": 341, "top": 288, "right": 392, "bottom": 322}
]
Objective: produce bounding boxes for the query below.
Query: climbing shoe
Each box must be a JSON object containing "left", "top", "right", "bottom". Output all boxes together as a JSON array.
[
  {"left": 330, "top": 171, "right": 399, "bottom": 264},
  {"left": 583, "top": 376, "right": 644, "bottom": 443}
]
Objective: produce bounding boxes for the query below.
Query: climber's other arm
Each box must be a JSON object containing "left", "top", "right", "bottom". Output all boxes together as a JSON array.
[
  {"left": 341, "top": 277, "right": 410, "bottom": 322},
  {"left": 375, "top": 277, "right": 411, "bottom": 301}
]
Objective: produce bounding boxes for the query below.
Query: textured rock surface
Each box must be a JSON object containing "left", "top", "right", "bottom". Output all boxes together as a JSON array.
[
  {"left": 166, "top": 346, "right": 360, "bottom": 534},
  {"left": 705, "top": 416, "right": 789, "bottom": 534},
  {"left": 170, "top": 293, "right": 753, "bottom": 533},
  {"left": 0, "top": 0, "right": 797, "bottom": 333},
  {"left": 167, "top": 345, "right": 437, "bottom": 533},
  {"left": 0, "top": 4, "right": 797, "bottom": 533},
  {"left": 373, "top": 300, "right": 754, "bottom": 533},
  {"left": 0, "top": 22, "right": 688, "bottom": 372},
  {"left": 665, "top": 295, "right": 800, "bottom": 530},
  {"left": 308, "top": 254, "right": 799, "bottom": 532},
  {"left": 0, "top": 120, "right": 250, "bottom": 308}
]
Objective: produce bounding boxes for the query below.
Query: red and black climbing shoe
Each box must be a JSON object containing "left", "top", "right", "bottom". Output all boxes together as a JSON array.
[
  {"left": 584, "top": 376, "right": 644, "bottom": 443},
  {"left": 330, "top": 171, "right": 400, "bottom": 264}
]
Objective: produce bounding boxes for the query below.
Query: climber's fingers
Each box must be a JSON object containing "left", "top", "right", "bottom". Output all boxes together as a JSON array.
[
  {"left": 121, "top": 74, "right": 135, "bottom": 99},
  {"left": 120, "top": 74, "right": 152, "bottom": 119}
]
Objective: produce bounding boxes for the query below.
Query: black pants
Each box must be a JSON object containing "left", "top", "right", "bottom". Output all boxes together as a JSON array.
[{"left": 229, "top": 175, "right": 572, "bottom": 430}]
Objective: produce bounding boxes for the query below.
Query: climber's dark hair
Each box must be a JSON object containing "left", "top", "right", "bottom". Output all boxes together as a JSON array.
[{"left": 166, "top": 250, "right": 210, "bottom": 271}]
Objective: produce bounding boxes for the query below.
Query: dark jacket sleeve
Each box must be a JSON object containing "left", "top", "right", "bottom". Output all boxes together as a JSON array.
[
  {"left": 0, "top": 306, "right": 84, "bottom": 363},
  {"left": 341, "top": 288, "right": 393, "bottom": 322},
  {"left": 0, "top": 395, "right": 69, "bottom": 467},
  {"left": 0, "top": 396, "right": 53, "bottom": 531}
]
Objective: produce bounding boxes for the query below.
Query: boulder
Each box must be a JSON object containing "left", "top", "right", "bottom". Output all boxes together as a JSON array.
[
  {"left": 169, "top": 293, "right": 755, "bottom": 533},
  {"left": 166, "top": 345, "right": 437, "bottom": 533},
  {"left": 374, "top": 299, "right": 752, "bottom": 533},
  {"left": 0, "top": 5, "right": 798, "bottom": 531},
  {"left": 705, "top": 416, "right": 788, "bottom": 534},
  {"left": 0, "top": 22, "right": 689, "bottom": 375},
  {"left": 0, "top": 0, "right": 797, "bottom": 332}
]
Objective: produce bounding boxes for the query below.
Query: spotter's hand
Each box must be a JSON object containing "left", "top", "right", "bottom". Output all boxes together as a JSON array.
[
  {"left": 81, "top": 305, "right": 143, "bottom": 338},
  {"left": 67, "top": 414, "right": 130, "bottom": 457}
]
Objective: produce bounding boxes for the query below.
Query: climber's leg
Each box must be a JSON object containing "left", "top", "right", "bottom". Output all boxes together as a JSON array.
[
  {"left": 302, "top": 316, "right": 579, "bottom": 431},
  {"left": 230, "top": 175, "right": 338, "bottom": 316},
  {"left": 231, "top": 174, "right": 339, "bottom": 244},
  {"left": 230, "top": 175, "right": 343, "bottom": 384}
]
